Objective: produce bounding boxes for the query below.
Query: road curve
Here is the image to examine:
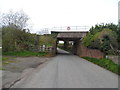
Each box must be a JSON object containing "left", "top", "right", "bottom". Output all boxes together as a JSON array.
[{"left": 11, "top": 49, "right": 118, "bottom": 88}]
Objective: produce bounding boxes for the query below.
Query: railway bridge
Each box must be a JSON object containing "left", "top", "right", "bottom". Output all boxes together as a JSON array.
[{"left": 51, "top": 26, "right": 89, "bottom": 55}]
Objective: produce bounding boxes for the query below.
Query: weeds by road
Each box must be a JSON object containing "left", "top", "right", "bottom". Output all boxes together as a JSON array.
[
  {"left": 2, "top": 51, "right": 48, "bottom": 57},
  {"left": 82, "top": 57, "right": 120, "bottom": 75},
  {"left": 2, "top": 56, "right": 51, "bottom": 88}
]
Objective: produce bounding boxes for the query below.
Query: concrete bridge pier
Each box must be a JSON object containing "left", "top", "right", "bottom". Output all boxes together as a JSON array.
[{"left": 64, "top": 40, "right": 69, "bottom": 50}]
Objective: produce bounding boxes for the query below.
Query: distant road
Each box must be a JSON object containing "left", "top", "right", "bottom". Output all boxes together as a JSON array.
[{"left": 12, "top": 49, "right": 118, "bottom": 88}]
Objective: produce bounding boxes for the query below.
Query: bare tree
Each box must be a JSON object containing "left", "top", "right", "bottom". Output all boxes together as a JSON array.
[{"left": 0, "top": 10, "right": 29, "bottom": 30}]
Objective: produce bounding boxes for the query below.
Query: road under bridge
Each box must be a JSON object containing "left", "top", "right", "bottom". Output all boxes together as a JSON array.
[
  {"left": 56, "top": 31, "right": 87, "bottom": 55},
  {"left": 51, "top": 26, "right": 88, "bottom": 55}
]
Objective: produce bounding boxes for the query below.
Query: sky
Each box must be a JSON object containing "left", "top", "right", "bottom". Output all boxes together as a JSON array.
[{"left": 0, "top": 0, "right": 119, "bottom": 33}]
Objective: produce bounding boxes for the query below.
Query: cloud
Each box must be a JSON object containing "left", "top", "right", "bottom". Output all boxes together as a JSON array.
[{"left": 0, "top": 0, "right": 119, "bottom": 33}]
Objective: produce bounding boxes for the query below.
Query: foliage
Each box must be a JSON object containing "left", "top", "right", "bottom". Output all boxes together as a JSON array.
[
  {"left": 0, "top": 28, "right": 2, "bottom": 47},
  {"left": 82, "top": 32, "right": 94, "bottom": 47},
  {"left": 1, "top": 10, "right": 56, "bottom": 57},
  {"left": 2, "top": 51, "right": 48, "bottom": 56},
  {"left": 2, "top": 57, "right": 10, "bottom": 61},
  {"left": 82, "top": 23, "right": 119, "bottom": 55},
  {"left": 2, "top": 26, "right": 35, "bottom": 52},
  {"left": 82, "top": 57, "right": 120, "bottom": 75},
  {"left": 1, "top": 57, "right": 15, "bottom": 69},
  {"left": 117, "top": 27, "right": 120, "bottom": 49},
  {"left": 1, "top": 10, "right": 36, "bottom": 52},
  {"left": 89, "top": 23, "right": 118, "bottom": 35},
  {"left": 2, "top": 25, "right": 56, "bottom": 53},
  {"left": 39, "top": 34, "right": 56, "bottom": 47},
  {"left": 0, "top": 10, "right": 29, "bottom": 29}
]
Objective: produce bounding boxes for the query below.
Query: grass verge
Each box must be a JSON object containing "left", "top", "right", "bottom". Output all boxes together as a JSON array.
[
  {"left": 82, "top": 57, "right": 120, "bottom": 75},
  {"left": 2, "top": 57, "right": 9, "bottom": 61},
  {"left": 2, "top": 51, "right": 48, "bottom": 57},
  {"left": 2, "top": 57, "right": 16, "bottom": 67}
]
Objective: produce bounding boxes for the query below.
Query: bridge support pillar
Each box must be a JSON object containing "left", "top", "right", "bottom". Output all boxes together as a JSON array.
[{"left": 64, "top": 40, "right": 69, "bottom": 50}]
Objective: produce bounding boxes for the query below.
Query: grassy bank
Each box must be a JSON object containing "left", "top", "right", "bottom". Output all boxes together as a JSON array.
[
  {"left": 2, "top": 51, "right": 48, "bottom": 57},
  {"left": 82, "top": 57, "right": 120, "bottom": 75}
]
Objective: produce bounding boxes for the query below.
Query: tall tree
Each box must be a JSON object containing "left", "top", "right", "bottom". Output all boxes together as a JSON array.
[{"left": 0, "top": 10, "right": 29, "bottom": 30}]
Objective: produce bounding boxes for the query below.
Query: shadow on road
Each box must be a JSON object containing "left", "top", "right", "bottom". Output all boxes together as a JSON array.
[{"left": 57, "top": 48, "right": 72, "bottom": 55}]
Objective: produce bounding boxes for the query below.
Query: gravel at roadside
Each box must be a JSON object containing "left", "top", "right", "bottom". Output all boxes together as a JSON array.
[{"left": 2, "top": 56, "right": 51, "bottom": 88}]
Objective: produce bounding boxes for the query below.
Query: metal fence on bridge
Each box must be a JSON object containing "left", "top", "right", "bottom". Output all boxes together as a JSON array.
[{"left": 52, "top": 26, "right": 89, "bottom": 31}]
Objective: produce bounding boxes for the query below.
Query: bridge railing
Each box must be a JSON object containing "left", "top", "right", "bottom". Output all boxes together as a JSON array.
[{"left": 52, "top": 26, "right": 89, "bottom": 31}]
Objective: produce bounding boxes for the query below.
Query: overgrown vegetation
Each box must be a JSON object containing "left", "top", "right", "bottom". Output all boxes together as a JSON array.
[
  {"left": 2, "top": 26, "right": 35, "bottom": 52},
  {"left": 82, "top": 57, "right": 120, "bottom": 75},
  {"left": 1, "top": 10, "right": 56, "bottom": 56},
  {"left": 39, "top": 34, "right": 56, "bottom": 47},
  {"left": 2, "top": 57, "right": 15, "bottom": 65},
  {"left": 82, "top": 23, "right": 120, "bottom": 55},
  {"left": 2, "top": 57, "right": 10, "bottom": 61},
  {"left": 0, "top": 28, "right": 2, "bottom": 47}
]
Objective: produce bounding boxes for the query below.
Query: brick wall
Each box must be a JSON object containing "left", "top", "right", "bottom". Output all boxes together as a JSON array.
[{"left": 77, "top": 44, "right": 104, "bottom": 59}]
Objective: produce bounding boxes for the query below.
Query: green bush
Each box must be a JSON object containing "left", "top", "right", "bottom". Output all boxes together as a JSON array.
[
  {"left": 82, "top": 57, "right": 120, "bottom": 75},
  {"left": 82, "top": 23, "right": 119, "bottom": 55},
  {"left": 39, "top": 34, "right": 56, "bottom": 47},
  {"left": 2, "top": 26, "right": 35, "bottom": 52}
]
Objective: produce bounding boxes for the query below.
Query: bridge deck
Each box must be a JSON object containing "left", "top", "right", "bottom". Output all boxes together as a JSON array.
[{"left": 57, "top": 32, "right": 87, "bottom": 39}]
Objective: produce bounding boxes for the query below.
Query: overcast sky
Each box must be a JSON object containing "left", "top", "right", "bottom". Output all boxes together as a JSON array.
[{"left": 0, "top": 0, "right": 119, "bottom": 33}]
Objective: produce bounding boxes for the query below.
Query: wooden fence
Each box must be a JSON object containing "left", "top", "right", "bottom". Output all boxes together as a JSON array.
[{"left": 39, "top": 45, "right": 56, "bottom": 56}]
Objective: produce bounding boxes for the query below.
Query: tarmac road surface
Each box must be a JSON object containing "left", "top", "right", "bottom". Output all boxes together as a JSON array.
[{"left": 11, "top": 48, "right": 118, "bottom": 88}]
